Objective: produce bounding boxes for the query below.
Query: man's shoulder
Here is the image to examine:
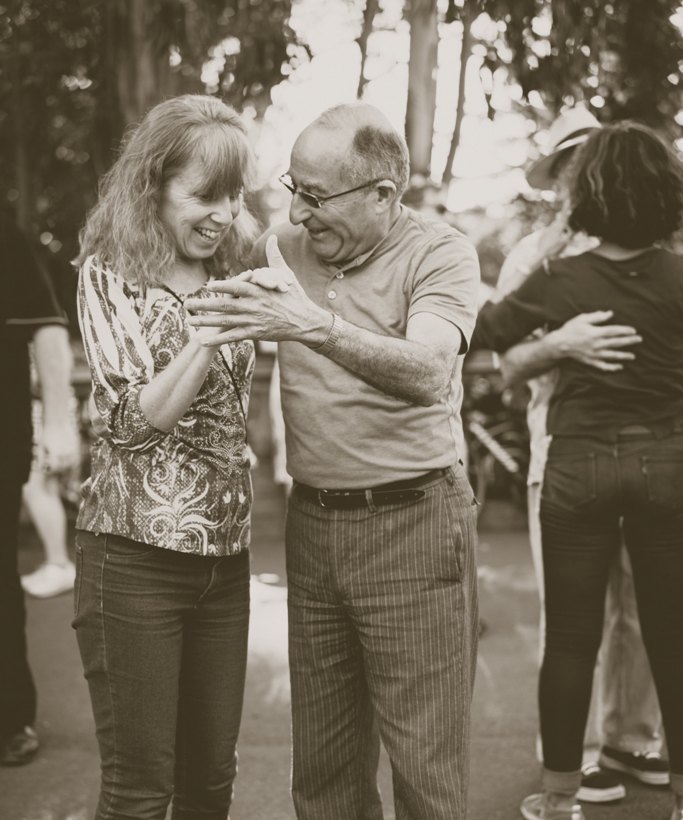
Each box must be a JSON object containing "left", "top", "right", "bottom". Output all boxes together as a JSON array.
[
  {"left": 399, "top": 206, "right": 477, "bottom": 268},
  {"left": 402, "top": 205, "right": 471, "bottom": 243}
]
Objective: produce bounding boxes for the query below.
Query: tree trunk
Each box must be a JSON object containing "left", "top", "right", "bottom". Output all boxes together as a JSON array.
[
  {"left": 10, "top": 64, "right": 33, "bottom": 232},
  {"left": 442, "top": 2, "right": 475, "bottom": 187},
  {"left": 356, "top": 0, "right": 381, "bottom": 99},
  {"left": 404, "top": 0, "right": 439, "bottom": 179}
]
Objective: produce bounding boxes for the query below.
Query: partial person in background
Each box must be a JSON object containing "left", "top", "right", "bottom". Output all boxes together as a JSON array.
[
  {"left": 491, "top": 106, "right": 666, "bottom": 806},
  {"left": 21, "top": 370, "right": 79, "bottom": 598},
  {"left": 74, "top": 94, "right": 258, "bottom": 820},
  {"left": 0, "top": 209, "right": 79, "bottom": 765},
  {"left": 471, "top": 121, "right": 683, "bottom": 820},
  {"left": 187, "top": 102, "right": 480, "bottom": 820}
]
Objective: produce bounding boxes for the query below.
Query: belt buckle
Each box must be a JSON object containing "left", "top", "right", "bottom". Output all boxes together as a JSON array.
[{"left": 317, "top": 489, "right": 328, "bottom": 508}]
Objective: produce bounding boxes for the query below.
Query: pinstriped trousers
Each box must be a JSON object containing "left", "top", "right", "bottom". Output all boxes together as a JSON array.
[{"left": 285, "top": 465, "right": 479, "bottom": 820}]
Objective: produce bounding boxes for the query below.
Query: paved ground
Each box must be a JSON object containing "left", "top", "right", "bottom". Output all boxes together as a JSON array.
[{"left": 0, "top": 365, "right": 674, "bottom": 818}]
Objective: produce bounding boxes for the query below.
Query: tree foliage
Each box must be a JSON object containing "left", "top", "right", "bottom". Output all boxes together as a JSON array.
[
  {"left": 479, "top": 0, "right": 683, "bottom": 131},
  {"left": 0, "top": 0, "right": 301, "bottom": 268}
]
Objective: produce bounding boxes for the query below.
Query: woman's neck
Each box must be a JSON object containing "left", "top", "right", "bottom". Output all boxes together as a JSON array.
[
  {"left": 592, "top": 241, "right": 654, "bottom": 261},
  {"left": 165, "top": 260, "right": 208, "bottom": 294}
]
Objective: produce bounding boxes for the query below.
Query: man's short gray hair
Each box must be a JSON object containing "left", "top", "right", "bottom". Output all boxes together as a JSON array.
[{"left": 315, "top": 104, "right": 410, "bottom": 198}]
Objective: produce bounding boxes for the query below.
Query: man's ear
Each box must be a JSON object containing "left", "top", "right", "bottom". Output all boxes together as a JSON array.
[{"left": 375, "top": 180, "right": 397, "bottom": 210}]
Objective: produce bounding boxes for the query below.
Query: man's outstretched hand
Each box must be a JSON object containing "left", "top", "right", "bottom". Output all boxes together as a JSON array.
[{"left": 184, "top": 235, "right": 331, "bottom": 346}]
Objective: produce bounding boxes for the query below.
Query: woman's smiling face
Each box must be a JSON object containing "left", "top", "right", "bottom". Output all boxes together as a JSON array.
[{"left": 159, "top": 157, "right": 243, "bottom": 262}]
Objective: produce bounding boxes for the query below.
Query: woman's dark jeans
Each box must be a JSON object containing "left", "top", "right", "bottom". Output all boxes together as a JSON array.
[
  {"left": 539, "top": 432, "right": 683, "bottom": 780},
  {"left": 73, "top": 531, "right": 250, "bottom": 820}
]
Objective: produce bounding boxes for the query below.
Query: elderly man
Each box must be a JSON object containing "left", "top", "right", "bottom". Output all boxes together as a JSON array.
[{"left": 187, "top": 103, "right": 480, "bottom": 820}]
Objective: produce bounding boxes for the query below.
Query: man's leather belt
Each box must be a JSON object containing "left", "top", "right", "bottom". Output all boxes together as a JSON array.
[{"left": 293, "top": 468, "right": 450, "bottom": 510}]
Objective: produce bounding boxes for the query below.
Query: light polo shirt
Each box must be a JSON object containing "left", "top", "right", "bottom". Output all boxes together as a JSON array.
[{"left": 252, "top": 205, "right": 480, "bottom": 488}]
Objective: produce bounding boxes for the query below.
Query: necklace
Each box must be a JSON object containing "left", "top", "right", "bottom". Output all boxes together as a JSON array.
[{"left": 161, "top": 284, "right": 249, "bottom": 442}]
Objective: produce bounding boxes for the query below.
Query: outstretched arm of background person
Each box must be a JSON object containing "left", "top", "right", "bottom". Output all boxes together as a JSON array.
[
  {"left": 186, "top": 236, "right": 464, "bottom": 407},
  {"left": 32, "top": 324, "right": 80, "bottom": 472},
  {"left": 498, "top": 311, "right": 643, "bottom": 387}
]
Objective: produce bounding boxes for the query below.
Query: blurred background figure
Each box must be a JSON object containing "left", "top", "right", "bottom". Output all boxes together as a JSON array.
[
  {"left": 0, "top": 208, "right": 79, "bottom": 766},
  {"left": 472, "top": 121, "right": 683, "bottom": 820},
  {"left": 491, "top": 106, "right": 666, "bottom": 807},
  {"left": 20, "top": 377, "right": 80, "bottom": 599}
]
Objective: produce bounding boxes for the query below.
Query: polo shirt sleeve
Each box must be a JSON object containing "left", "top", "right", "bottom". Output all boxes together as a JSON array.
[
  {"left": 5, "top": 222, "right": 67, "bottom": 337},
  {"left": 407, "top": 232, "right": 480, "bottom": 352},
  {"left": 470, "top": 265, "right": 549, "bottom": 352}
]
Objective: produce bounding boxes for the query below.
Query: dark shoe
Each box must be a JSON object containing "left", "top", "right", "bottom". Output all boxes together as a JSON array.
[
  {"left": 599, "top": 746, "right": 669, "bottom": 786},
  {"left": 577, "top": 764, "right": 625, "bottom": 803},
  {"left": 0, "top": 726, "right": 39, "bottom": 766}
]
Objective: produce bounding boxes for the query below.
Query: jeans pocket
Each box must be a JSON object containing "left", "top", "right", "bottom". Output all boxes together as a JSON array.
[
  {"left": 641, "top": 456, "right": 683, "bottom": 511},
  {"left": 542, "top": 452, "right": 597, "bottom": 509},
  {"left": 104, "top": 533, "right": 160, "bottom": 563}
]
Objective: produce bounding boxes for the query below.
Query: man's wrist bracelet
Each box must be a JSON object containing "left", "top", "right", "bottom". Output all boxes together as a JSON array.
[{"left": 310, "top": 312, "right": 343, "bottom": 355}]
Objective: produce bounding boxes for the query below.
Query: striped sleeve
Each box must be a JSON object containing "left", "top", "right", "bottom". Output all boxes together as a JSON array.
[{"left": 77, "top": 257, "right": 165, "bottom": 451}]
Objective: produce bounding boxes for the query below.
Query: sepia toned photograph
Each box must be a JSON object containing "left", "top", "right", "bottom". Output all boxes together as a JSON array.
[{"left": 1, "top": 1, "right": 682, "bottom": 818}]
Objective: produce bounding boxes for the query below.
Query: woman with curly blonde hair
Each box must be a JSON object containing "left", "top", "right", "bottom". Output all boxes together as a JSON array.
[
  {"left": 472, "top": 121, "right": 683, "bottom": 820},
  {"left": 73, "top": 94, "right": 260, "bottom": 819}
]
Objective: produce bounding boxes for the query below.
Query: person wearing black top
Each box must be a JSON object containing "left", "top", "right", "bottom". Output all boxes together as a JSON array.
[
  {"left": 471, "top": 122, "right": 683, "bottom": 820},
  {"left": 0, "top": 210, "right": 78, "bottom": 765}
]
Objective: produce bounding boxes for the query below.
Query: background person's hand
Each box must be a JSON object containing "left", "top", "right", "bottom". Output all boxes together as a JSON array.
[
  {"left": 546, "top": 310, "right": 642, "bottom": 372},
  {"left": 40, "top": 420, "right": 80, "bottom": 473},
  {"left": 536, "top": 207, "right": 574, "bottom": 261}
]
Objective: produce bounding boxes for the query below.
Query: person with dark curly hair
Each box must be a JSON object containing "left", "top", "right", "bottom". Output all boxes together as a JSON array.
[{"left": 471, "top": 121, "right": 683, "bottom": 820}]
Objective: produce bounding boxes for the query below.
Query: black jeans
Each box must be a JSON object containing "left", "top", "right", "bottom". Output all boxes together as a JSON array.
[
  {"left": 539, "top": 433, "right": 683, "bottom": 778},
  {"left": 73, "top": 531, "right": 250, "bottom": 820},
  {"left": 0, "top": 477, "right": 37, "bottom": 736}
]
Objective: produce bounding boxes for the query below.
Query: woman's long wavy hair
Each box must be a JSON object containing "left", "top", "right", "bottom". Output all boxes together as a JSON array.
[
  {"left": 77, "top": 94, "right": 260, "bottom": 285},
  {"left": 567, "top": 121, "right": 683, "bottom": 249}
]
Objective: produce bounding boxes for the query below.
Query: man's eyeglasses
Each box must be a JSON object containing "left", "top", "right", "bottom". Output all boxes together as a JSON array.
[{"left": 279, "top": 174, "right": 383, "bottom": 209}]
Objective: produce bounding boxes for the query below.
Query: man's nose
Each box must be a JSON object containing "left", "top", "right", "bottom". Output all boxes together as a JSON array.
[{"left": 289, "top": 192, "right": 314, "bottom": 225}]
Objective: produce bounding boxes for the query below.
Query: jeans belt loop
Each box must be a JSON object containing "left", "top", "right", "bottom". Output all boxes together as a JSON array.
[{"left": 365, "top": 488, "right": 377, "bottom": 513}]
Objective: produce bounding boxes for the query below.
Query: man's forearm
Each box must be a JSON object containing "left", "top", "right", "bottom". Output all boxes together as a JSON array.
[
  {"left": 32, "top": 324, "right": 73, "bottom": 425},
  {"left": 322, "top": 317, "right": 457, "bottom": 406}
]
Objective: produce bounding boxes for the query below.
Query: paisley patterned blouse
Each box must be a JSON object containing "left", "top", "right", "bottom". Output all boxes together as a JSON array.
[{"left": 76, "top": 256, "right": 255, "bottom": 556}]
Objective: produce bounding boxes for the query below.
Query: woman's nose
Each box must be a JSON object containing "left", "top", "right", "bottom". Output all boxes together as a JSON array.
[{"left": 211, "top": 195, "right": 240, "bottom": 224}]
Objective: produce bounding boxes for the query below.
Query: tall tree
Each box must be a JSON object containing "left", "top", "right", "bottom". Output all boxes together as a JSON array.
[
  {"left": 356, "top": 0, "right": 381, "bottom": 98},
  {"left": 441, "top": 0, "right": 478, "bottom": 187},
  {"left": 404, "top": 0, "right": 439, "bottom": 179}
]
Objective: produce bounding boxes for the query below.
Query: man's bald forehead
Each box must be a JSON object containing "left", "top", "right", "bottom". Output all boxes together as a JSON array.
[{"left": 310, "top": 103, "right": 398, "bottom": 139}]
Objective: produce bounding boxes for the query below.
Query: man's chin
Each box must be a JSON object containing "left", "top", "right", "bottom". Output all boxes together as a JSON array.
[{"left": 307, "top": 231, "right": 341, "bottom": 261}]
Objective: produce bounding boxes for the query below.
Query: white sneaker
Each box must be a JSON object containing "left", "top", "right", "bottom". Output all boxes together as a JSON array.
[
  {"left": 21, "top": 561, "right": 76, "bottom": 598},
  {"left": 521, "top": 793, "right": 586, "bottom": 820}
]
